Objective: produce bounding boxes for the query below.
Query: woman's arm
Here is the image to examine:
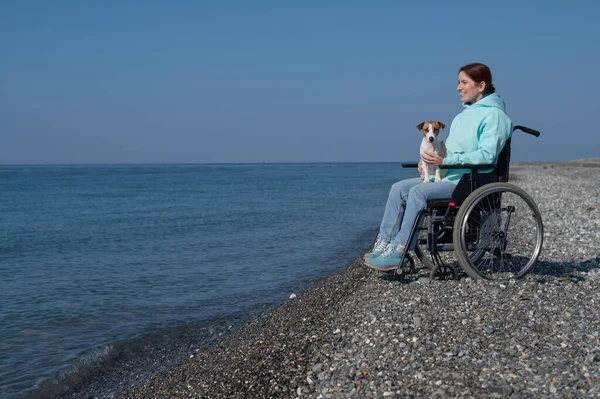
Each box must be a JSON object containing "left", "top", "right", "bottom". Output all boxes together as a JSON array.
[{"left": 442, "top": 111, "right": 512, "bottom": 166}]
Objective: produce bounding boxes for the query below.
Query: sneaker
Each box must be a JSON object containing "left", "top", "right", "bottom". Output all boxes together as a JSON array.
[
  {"left": 364, "top": 236, "right": 390, "bottom": 259},
  {"left": 364, "top": 242, "right": 406, "bottom": 271}
]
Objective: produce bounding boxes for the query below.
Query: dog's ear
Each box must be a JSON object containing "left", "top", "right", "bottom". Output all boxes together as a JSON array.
[
  {"left": 416, "top": 122, "right": 425, "bottom": 130},
  {"left": 438, "top": 122, "right": 446, "bottom": 129}
]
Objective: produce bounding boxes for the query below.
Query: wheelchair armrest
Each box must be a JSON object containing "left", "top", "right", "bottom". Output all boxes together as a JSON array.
[
  {"left": 440, "top": 164, "right": 496, "bottom": 170},
  {"left": 401, "top": 162, "right": 419, "bottom": 168},
  {"left": 443, "top": 164, "right": 498, "bottom": 194},
  {"left": 404, "top": 163, "right": 497, "bottom": 170}
]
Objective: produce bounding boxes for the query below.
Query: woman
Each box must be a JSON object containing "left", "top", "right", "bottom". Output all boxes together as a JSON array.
[{"left": 364, "top": 62, "right": 513, "bottom": 271}]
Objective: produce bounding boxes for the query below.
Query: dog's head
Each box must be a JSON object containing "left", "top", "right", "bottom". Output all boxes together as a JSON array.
[{"left": 417, "top": 121, "right": 445, "bottom": 143}]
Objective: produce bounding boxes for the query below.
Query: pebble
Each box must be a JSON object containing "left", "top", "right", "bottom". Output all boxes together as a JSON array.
[
  {"left": 105, "top": 163, "right": 600, "bottom": 399},
  {"left": 483, "top": 326, "right": 495, "bottom": 334}
]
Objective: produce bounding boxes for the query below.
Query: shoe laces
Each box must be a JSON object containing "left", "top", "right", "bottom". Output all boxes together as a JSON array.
[
  {"left": 373, "top": 237, "right": 390, "bottom": 252},
  {"left": 380, "top": 243, "right": 396, "bottom": 258},
  {"left": 381, "top": 243, "right": 405, "bottom": 259}
]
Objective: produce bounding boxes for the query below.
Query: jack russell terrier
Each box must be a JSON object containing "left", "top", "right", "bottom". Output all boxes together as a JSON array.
[{"left": 417, "top": 121, "right": 446, "bottom": 184}]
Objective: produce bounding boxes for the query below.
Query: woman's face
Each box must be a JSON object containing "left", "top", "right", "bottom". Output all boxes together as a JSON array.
[{"left": 457, "top": 71, "right": 485, "bottom": 103}]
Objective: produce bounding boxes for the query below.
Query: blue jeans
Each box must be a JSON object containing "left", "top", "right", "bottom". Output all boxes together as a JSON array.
[{"left": 379, "top": 178, "right": 456, "bottom": 249}]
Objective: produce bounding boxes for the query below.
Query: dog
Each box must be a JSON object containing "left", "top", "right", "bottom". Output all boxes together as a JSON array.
[{"left": 417, "top": 121, "right": 446, "bottom": 184}]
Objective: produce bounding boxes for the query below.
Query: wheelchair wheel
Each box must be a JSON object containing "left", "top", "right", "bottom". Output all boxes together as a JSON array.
[{"left": 453, "top": 183, "right": 543, "bottom": 280}]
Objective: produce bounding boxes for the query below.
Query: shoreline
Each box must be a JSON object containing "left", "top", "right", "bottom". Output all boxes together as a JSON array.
[
  {"left": 66, "top": 161, "right": 600, "bottom": 398},
  {"left": 117, "top": 257, "right": 374, "bottom": 399}
]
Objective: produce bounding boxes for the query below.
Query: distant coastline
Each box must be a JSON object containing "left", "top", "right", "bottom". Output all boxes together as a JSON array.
[{"left": 512, "top": 158, "right": 600, "bottom": 167}]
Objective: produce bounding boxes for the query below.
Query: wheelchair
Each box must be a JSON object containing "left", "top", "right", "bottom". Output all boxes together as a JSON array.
[{"left": 391, "top": 125, "right": 543, "bottom": 281}]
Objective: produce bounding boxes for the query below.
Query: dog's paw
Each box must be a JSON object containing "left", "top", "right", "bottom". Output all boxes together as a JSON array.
[
  {"left": 435, "top": 177, "right": 441, "bottom": 183},
  {"left": 423, "top": 179, "right": 430, "bottom": 184}
]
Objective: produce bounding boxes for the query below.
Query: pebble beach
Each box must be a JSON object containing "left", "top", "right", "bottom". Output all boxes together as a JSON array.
[{"left": 76, "top": 161, "right": 600, "bottom": 399}]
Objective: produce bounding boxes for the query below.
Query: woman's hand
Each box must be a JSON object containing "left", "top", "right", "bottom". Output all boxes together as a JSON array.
[{"left": 421, "top": 142, "right": 446, "bottom": 166}]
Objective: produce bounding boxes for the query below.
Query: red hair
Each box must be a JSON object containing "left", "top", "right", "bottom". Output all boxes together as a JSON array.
[{"left": 459, "top": 63, "right": 496, "bottom": 94}]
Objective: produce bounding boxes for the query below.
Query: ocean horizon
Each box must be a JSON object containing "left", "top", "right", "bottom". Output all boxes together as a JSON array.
[{"left": 0, "top": 161, "right": 406, "bottom": 167}]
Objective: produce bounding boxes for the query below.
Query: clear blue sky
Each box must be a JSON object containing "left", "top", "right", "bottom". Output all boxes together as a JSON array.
[{"left": 1, "top": 1, "right": 598, "bottom": 164}]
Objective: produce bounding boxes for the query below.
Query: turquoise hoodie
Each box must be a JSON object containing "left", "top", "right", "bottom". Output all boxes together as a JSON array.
[{"left": 442, "top": 93, "right": 513, "bottom": 184}]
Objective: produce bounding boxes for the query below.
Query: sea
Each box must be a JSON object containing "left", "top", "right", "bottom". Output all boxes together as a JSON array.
[{"left": 0, "top": 163, "right": 414, "bottom": 398}]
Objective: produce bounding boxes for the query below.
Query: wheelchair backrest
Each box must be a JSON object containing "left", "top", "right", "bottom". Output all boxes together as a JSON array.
[
  {"left": 496, "top": 137, "right": 512, "bottom": 183},
  {"left": 450, "top": 137, "right": 512, "bottom": 205}
]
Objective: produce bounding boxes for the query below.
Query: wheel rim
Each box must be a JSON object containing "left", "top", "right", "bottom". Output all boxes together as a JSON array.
[{"left": 458, "top": 185, "right": 543, "bottom": 280}]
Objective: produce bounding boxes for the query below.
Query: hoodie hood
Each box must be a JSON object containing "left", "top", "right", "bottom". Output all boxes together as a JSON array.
[{"left": 463, "top": 93, "right": 506, "bottom": 113}]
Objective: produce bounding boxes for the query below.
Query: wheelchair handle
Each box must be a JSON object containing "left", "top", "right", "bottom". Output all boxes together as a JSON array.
[{"left": 514, "top": 125, "right": 540, "bottom": 137}]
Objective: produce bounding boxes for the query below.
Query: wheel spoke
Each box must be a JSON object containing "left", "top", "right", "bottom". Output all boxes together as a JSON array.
[{"left": 454, "top": 183, "right": 543, "bottom": 280}]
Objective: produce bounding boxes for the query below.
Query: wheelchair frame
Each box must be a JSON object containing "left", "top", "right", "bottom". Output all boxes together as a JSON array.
[{"left": 391, "top": 125, "right": 543, "bottom": 281}]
